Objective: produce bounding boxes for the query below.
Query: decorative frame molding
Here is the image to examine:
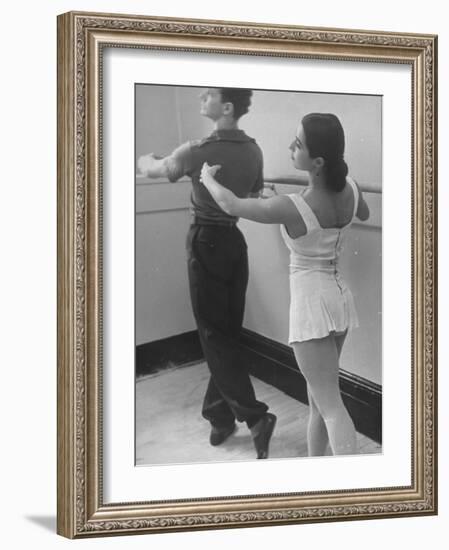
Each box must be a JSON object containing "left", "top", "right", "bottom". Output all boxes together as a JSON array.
[{"left": 57, "top": 11, "right": 437, "bottom": 538}]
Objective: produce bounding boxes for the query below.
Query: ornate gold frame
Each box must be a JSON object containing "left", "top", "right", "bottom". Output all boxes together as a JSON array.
[{"left": 57, "top": 11, "right": 437, "bottom": 538}]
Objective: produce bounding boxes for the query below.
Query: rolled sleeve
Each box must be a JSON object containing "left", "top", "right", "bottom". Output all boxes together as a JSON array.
[
  {"left": 251, "top": 150, "right": 264, "bottom": 193},
  {"left": 164, "top": 142, "right": 194, "bottom": 182}
]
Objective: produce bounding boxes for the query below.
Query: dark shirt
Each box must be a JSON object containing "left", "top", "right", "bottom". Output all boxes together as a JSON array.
[{"left": 164, "top": 129, "right": 264, "bottom": 223}]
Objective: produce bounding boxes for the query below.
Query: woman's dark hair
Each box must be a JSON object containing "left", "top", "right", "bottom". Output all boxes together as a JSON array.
[
  {"left": 219, "top": 88, "right": 253, "bottom": 120},
  {"left": 301, "top": 113, "right": 348, "bottom": 192}
]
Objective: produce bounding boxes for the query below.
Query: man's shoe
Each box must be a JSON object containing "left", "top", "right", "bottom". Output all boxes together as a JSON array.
[
  {"left": 251, "top": 413, "right": 277, "bottom": 459},
  {"left": 209, "top": 423, "right": 236, "bottom": 446}
]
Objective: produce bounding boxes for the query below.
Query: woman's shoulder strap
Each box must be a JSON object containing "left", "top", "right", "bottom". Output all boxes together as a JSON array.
[
  {"left": 285, "top": 193, "right": 320, "bottom": 232},
  {"left": 346, "top": 176, "right": 360, "bottom": 220}
]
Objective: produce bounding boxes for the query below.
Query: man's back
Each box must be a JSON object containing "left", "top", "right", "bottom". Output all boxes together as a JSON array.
[{"left": 168, "top": 129, "right": 264, "bottom": 223}]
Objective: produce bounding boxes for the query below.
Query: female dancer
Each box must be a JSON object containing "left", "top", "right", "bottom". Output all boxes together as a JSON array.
[{"left": 200, "top": 113, "right": 370, "bottom": 456}]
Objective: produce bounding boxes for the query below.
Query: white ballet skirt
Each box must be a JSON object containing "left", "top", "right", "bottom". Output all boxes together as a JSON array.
[{"left": 280, "top": 177, "right": 360, "bottom": 343}]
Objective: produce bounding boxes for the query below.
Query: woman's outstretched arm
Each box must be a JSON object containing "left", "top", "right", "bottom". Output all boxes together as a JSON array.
[{"left": 200, "top": 163, "right": 301, "bottom": 225}]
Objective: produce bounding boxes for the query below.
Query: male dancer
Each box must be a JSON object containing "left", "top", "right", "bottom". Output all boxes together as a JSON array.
[{"left": 138, "top": 88, "right": 276, "bottom": 459}]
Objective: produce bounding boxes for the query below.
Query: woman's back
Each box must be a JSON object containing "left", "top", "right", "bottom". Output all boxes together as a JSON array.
[
  {"left": 301, "top": 179, "right": 355, "bottom": 229},
  {"left": 281, "top": 177, "right": 359, "bottom": 268},
  {"left": 281, "top": 177, "right": 360, "bottom": 344}
]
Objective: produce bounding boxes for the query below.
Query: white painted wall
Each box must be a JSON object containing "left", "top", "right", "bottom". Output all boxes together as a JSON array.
[
  {"left": 135, "top": 85, "right": 207, "bottom": 343},
  {"left": 135, "top": 184, "right": 194, "bottom": 344},
  {"left": 136, "top": 85, "right": 212, "bottom": 161},
  {"left": 246, "top": 90, "right": 382, "bottom": 188}
]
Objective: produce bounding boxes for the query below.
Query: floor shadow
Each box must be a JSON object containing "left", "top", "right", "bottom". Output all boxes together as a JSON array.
[{"left": 25, "top": 515, "right": 56, "bottom": 533}]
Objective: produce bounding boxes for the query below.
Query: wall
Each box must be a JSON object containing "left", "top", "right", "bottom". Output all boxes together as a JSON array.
[
  {"left": 136, "top": 85, "right": 211, "bottom": 161},
  {"left": 136, "top": 86, "right": 382, "bottom": 382},
  {"left": 245, "top": 90, "right": 382, "bottom": 188},
  {"left": 135, "top": 85, "right": 210, "bottom": 343},
  {"left": 136, "top": 192, "right": 193, "bottom": 344},
  {"left": 1, "top": 1, "right": 446, "bottom": 550}
]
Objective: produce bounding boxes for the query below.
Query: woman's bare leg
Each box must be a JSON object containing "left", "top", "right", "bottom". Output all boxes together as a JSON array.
[
  {"left": 292, "top": 334, "right": 356, "bottom": 456},
  {"left": 306, "top": 388, "right": 330, "bottom": 456},
  {"left": 334, "top": 330, "right": 347, "bottom": 359}
]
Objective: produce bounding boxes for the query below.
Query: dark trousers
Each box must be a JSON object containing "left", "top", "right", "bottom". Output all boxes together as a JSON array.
[{"left": 186, "top": 223, "right": 268, "bottom": 429}]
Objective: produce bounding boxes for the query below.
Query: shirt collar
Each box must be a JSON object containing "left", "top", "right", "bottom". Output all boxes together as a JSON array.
[{"left": 202, "top": 129, "right": 255, "bottom": 144}]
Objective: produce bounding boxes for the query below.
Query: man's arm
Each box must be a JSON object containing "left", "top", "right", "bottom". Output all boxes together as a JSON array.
[
  {"left": 249, "top": 150, "right": 265, "bottom": 198},
  {"left": 137, "top": 142, "right": 193, "bottom": 183},
  {"left": 137, "top": 153, "right": 171, "bottom": 179}
]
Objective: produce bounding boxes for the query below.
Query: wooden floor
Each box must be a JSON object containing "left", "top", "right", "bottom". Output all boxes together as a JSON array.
[{"left": 136, "top": 361, "right": 381, "bottom": 466}]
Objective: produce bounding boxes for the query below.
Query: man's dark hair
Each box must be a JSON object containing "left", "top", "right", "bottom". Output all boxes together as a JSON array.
[{"left": 219, "top": 88, "right": 253, "bottom": 120}]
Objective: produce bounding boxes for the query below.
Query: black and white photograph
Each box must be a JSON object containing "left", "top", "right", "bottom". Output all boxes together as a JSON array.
[{"left": 135, "top": 84, "right": 382, "bottom": 467}]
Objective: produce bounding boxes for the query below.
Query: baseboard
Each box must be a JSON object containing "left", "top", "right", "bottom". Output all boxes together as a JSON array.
[
  {"left": 136, "top": 330, "right": 203, "bottom": 377},
  {"left": 136, "top": 328, "right": 382, "bottom": 443}
]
